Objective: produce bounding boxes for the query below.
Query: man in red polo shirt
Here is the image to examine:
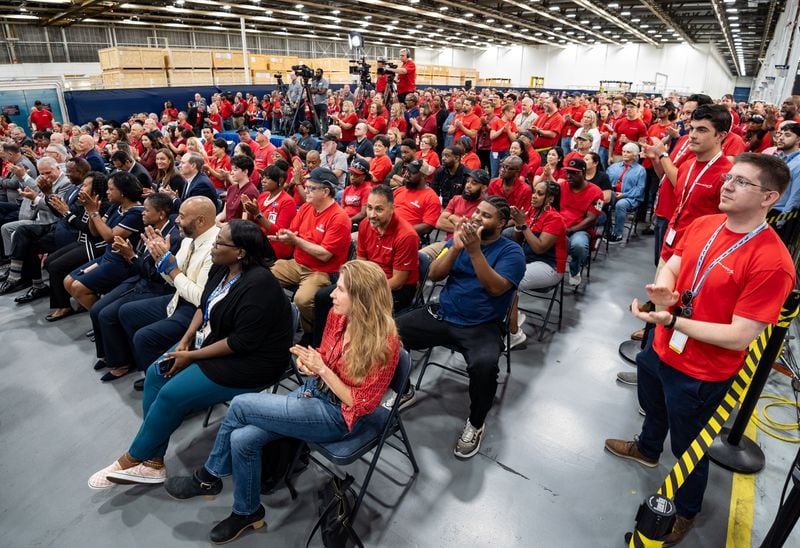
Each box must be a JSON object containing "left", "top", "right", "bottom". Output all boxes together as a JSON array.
[
  {"left": 312, "top": 184, "right": 420, "bottom": 346},
  {"left": 422, "top": 168, "right": 488, "bottom": 260},
  {"left": 487, "top": 156, "right": 531, "bottom": 215},
  {"left": 270, "top": 167, "right": 352, "bottom": 341},
  {"left": 611, "top": 100, "right": 648, "bottom": 163},
  {"left": 560, "top": 94, "right": 586, "bottom": 152},
  {"left": 393, "top": 159, "right": 441, "bottom": 238},
  {"left": 253, "top": 129, "right": 275, "bottom": 173},
  {"left": 385, "top": 48, "right": 416, "bottom": 103},
  {"left": 489, "top": 104, "right": 518, "bottom": 178},
  {"left": 531, "top": 95, "right": 564, "bottom": 161},
  {"left": 450, "top": 97, "right": 481, "bottom": 143},
  {"left": 28, "top": 100, "right": 54, "bottom": 132},
  {"left": 660, "top": 105, "right": 733, "bottom": 265}
]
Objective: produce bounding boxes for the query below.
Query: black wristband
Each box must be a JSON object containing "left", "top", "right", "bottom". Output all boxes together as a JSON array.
[{"left": 665, "top": 314, "right": 677, "bottom": 330}]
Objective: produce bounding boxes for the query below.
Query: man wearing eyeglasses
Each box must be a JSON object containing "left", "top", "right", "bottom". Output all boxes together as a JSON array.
[
  {"left": 269, "top": 167, "right": 351, "bottom": 342},
  {"left": 605, "top": 153, "right": 795, "bottom": 546}
]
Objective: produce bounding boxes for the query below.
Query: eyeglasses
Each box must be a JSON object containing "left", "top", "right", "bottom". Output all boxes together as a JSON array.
[
  {"left": 304, "top": 184, "right": 324, "bottom": 192},
  {"left": 721, "top": 173, "right": 773, "bottom": 192},
  {"left": 213, "top": 239, "right": 238, "bottom": 248}
]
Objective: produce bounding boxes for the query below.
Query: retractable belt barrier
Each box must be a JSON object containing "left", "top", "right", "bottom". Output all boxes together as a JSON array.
[
  {"left": 627, "top": 291, "right": 800, "bottom": 548},
  {"left": 767, "top": 210, "right": 799, "bottom": 225}
]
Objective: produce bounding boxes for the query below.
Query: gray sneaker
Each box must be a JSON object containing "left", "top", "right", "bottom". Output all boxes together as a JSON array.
[
  {"left": 454, "top": 420, "right": 485, "bottom": 459},
  {"left": 616, "top": 371, "right": 638, "bottom": 385},
  {"left": 382, "top": 386, "right": 416, "bottom": 411}
]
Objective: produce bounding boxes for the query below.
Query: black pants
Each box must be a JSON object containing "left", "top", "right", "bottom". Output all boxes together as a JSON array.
[
  {"left": 44, "top": 242, "right": 91, "bottom": 308},
  {"left": 395, "top": 307, "right": 503, "bottom": 428},
  {"left": 312, "top": 282, "right": 416, "bottom": 347},
  {"left": 11, "top": 223, "right": 56, "bottom": 280}
]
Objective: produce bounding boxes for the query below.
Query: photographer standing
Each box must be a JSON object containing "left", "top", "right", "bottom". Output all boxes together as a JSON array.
[
  {"left": 311, "top": 68, "right": 330, "bottom": 135},
  {"left": 384, "top": 48, "right": 416, "bottom": 103},
  {"left": 286, "top": 73, "right": 304, "bottom": 133}
]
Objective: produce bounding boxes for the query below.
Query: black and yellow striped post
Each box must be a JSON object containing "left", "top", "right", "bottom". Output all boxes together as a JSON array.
[
  {"left": 767, "top": 210, "right": 799, "bottom": 226},
  {"left": 626, "top": 291, "right": 800, "bottom": 547}
]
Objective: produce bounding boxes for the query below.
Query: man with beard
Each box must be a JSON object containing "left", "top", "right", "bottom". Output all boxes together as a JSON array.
[
  {"left": 770, "top": 122, "right": 800, "bottom": 216},
  {"left": 558, "top": 158, "right": 604, "bottom": 287},
  {"left": 312, "top": 184, "right": 420, "bottom": 346},
  {"left": 392, "top": 159, "right": 441, "bottom": 239},
  {"left": 777, "top": 95, "right": 800, "bottom": 127},
  {"left": 422, "top": 168, "right": 489, "bottom": 260},
  {"left": 116, "top": 196, "right": 220, "bottom": 391},
  {"left": 392, "top": 196, "right": 525, "bottom": 459},
  {"left": 431, "top": 145, "right": 468, "bottom": 207}
]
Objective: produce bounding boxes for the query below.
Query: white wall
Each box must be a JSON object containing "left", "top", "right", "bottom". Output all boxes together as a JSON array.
[
  {"left": 4, "top": 62, "right": 101, "bottom": 79},
  {"left": 417, "top": 42, "right": 737, "bottom": 97}
]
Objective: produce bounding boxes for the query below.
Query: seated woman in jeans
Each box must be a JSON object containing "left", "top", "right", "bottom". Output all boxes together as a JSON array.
[
  {"left": 89, "top": 220, "right": 290, "bottom": 488},
  {"left": 506, "top": 180, "right": 567, "bottom": 349},
  {"left": 164, "top": 260, "right": 400, "bottom": 545}
]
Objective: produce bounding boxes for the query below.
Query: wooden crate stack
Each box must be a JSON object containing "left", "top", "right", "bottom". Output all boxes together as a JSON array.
[
  {"left": 98, "top": 47, "right": 168, "bottom": 88},
  {"left": 165, "top": 48, "right": 213, "bottom": 86}
]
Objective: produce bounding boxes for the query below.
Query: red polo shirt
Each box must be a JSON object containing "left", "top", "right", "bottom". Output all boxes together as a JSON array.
[
  {"left": 557, "top": 181, "right": 604, "bottom": 231},
  {"left": 30, "top": 108, "right": 54, "bottom": 131},
  {"left": 255, "top": 190, "right": 297, "bottom": 259},
  {"left": 341, "top": 182, "right": 372, "bottom": 219},
  {"left": 487, "top": 177, "right": 533, "bottom": 214},
  {"left": 489, "top": 117, "right": 518, "bottom": 152},
  {"left": 393, "top": 186, "right": 441, "bottom": 227},
  {"left": 612, "top": 117, "right": 648, "bottom": 155},
  {"left": 532, "top": 111, "right": 564, "bottom": 150},
  {"left": 289, "top": 201, "right": 352, "bottom": 273},
  {"left": 397, "top": 59, "right": 416, "bottom": 95},
  {"left": 357, "top": 214, "right": 420, "bottom": 284},
  {"left": 453, "top": 112, "right": 481, "bottom": 143}
]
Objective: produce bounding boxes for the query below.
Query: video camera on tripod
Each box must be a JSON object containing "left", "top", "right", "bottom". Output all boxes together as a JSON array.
[
  {"left": 349, "top": 57, "right": 373, "bottom": 88},
  {"left": 377, "top": 59, "right": 397, "bottom": 76},
  {"left": 291, "top": 64, "right": 314, "bottom": 81}
]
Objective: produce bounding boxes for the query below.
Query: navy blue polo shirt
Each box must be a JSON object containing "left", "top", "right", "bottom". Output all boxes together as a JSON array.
[{"left": 439, "top": 236, "right": 525, "bottom": 327}]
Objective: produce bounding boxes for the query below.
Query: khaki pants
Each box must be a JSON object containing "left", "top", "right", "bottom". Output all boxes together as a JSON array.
[{"left": 271, "top": 259, "right": 331, "bottom": 333}]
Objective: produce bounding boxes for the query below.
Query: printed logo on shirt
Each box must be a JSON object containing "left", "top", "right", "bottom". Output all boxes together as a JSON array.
[
  {"left": 316, "top": 224, "right": 326, "bottom": 233},
  {"left": 381, "top": 245, "right": 393, "bottom": 251},
  {"left": 719, "top": 263, "right": 734, "bottom": 275},
  {"left": 410, "top": 200, "right": 421, "bottom": 208},
  {"left": 695, "top": 183, "right": 713, "bottom": 189}
]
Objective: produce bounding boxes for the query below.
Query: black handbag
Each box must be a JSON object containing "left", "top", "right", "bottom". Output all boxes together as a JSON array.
[{"left": 306, "top": 474, "right": 364, "bottom": 548}]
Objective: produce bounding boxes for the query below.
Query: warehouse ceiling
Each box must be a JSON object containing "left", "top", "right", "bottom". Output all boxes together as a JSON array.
[{"left": 0, "top": 0, "right": 786, "bottom": 77}]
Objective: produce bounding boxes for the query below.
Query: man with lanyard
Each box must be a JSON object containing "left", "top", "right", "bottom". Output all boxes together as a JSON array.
[{"left": 605, "top": 153, "right": 795, "bottom": 546}]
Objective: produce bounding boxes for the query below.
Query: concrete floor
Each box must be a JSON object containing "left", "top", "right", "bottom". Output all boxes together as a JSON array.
[{"left": 1, "top": 234, "right": 799, "bottom": 548}]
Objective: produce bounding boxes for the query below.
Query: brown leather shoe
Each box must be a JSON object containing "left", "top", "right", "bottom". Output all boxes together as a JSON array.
[
  {"left": 604, "top": 438, "right": 658, "bottom": 467},
  {"left": 662, "top": 515, "right": 695, "bottom": 547},
  {"left": 631, "top": 328, "right": 645, "bottom": 341}
]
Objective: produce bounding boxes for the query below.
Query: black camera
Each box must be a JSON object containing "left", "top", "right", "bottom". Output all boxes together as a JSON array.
[
  {"left": 291, "top": 64, "right": 314, "bottom": 80},
  {"left": 273, "top": 73, "right": 283, "bottom": 80},
  {"left": 377, "top": 62, "right": 397, "bottom": 75}
]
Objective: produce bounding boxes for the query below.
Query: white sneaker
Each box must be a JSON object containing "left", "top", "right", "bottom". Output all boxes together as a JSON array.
[
  {"left": 106, "top": 461, "right": 166, "bottom": 485},
  {"left": 506, "top": 329, "right": 527, "bottom": 350},
  {"left": 517, "top": 312, "right": 527, "bottom": 329},
  {"left": 88, "top": 460, "right": 125, "bottom": 489},
  {"left": 454, "top": 420, "right": 485, "bottom": 459},
  {"left": 568, "top": 273, "right": 581, "bottom": 287},
  {"left": 382, "top": 386, "right": 417, "bottom": 411}
]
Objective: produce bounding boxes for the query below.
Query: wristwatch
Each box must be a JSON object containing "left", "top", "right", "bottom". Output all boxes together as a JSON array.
[
  {"left": 514, "top": 224, "right": 528, "bottom": 232},
  {"left": 255, "top": 213, "right": 264, "bottom": 219},
  {"left": 659, "top": 152, "right": 669, "bottom": 159}
]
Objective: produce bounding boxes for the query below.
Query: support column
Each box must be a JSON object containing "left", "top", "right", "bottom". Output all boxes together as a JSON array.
[{"left": 240, "top": 16, "right": 251, "bottom": 85}]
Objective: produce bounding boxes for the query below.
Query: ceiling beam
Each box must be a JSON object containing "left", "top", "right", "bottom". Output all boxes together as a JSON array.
[
  {"left": 565, "top": 0, "right": 660, "bottom": 46},
  {"left": 40, "top": 0, "right": 111, "bottom": 26},
  {"left": 636, "top": 0, "right": 694, "bottom": 44}
]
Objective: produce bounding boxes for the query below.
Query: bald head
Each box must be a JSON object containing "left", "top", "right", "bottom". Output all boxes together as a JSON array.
[
  {"left": 78, "top": 134, "right": 95, "bottom": 153},
  {"left": 178, "top": 196, "right": 217, "bottom": 238}
]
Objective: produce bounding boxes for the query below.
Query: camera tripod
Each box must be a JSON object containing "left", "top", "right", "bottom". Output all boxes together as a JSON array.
[{"left": 288, "top": 76, "right": 323, "bottom": 138}]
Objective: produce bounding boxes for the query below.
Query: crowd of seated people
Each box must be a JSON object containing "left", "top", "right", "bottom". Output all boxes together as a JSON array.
[{"left": 3, "top": 68, "right": 800, "bottom": 546}]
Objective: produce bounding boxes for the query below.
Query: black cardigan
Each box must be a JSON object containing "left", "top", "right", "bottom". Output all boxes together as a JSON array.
[{"left": 196, "top": 264, "right": 293, "bottom": 389}]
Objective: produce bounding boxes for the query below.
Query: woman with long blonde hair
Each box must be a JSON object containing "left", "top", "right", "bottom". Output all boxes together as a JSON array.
[{"left": 164, "top": 260, "right": 400, "bottom": 544}]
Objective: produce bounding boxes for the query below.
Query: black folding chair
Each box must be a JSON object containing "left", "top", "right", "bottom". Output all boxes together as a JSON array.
[
  {"left": 290, "top": 348, "right": 418, "bottom": 526},
  {"left": 519, "top": 277, "right": 564, "bottom": 341},
  {"left": 396, "top": 251, "right": 432, "bottom": 315}
]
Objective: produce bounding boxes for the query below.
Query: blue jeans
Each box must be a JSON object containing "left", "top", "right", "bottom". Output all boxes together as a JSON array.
[
  {"left": 598, "top": 147, "right": 609, "bottom": 170},
  {"left": 653, "top": 216, "right": 669, "bottom": 267},
  {"left": 489, "top": 150, "right": 509, "bottom": 179},
  {"left": 568, "top": 230, "right": 590, "bottom": 276},
  {"left": 560, "top": 136, "right": 573, "bottom": 152},
  {"left": 128, "top": 361, "right": 255, "bottom": 461},
  {"left": 635, "top": 330, "right": 733, "bottom": 518},
  {"left": 204, "top": 377, "right": 350, "bottom": 515},
  {"left": 613, "top": 198, "right": 639, "bottom": 237}
]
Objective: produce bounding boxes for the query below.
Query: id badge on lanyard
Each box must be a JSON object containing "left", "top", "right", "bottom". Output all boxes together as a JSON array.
[{"left": 196, "top": 323, "right": 210, "bottom": 349}]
